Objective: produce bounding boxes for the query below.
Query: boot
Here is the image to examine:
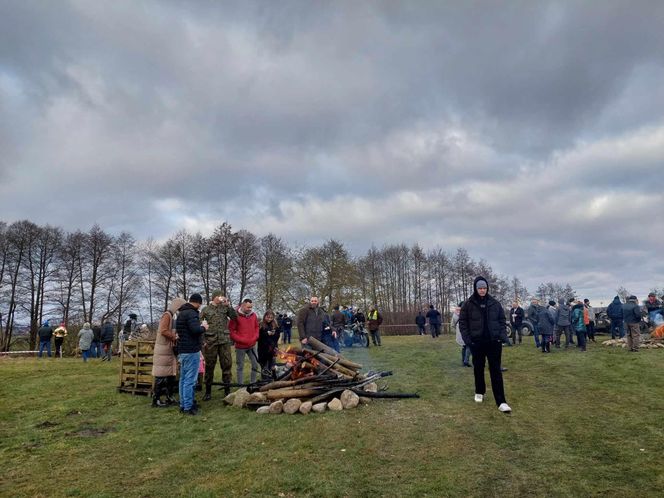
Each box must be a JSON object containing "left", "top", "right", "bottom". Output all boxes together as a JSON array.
[
  {"left": 166, "top": 376, "right": 178, "bottom": 405},
  {"left": 203, "top": 385, "right": 212, "bottom": 401}
]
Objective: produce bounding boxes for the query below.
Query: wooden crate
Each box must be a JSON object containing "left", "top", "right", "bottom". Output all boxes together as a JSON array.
[{"left": 118, "top": 340, "right": 155, "bottom": 396}]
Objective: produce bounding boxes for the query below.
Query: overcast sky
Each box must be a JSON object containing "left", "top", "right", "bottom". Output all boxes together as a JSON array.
[{"left": 1, "top": 0, "right": 663, "bottom": 305}]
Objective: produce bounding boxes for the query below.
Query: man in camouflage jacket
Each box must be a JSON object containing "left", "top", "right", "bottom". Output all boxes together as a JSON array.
[{"left": 200, "top": 290, "right": 238, "bottom": 399}]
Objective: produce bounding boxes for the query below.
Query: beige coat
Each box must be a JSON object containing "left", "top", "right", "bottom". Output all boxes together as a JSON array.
[{"left": 151, "top": 298, "right": 186, "bottom": 377}]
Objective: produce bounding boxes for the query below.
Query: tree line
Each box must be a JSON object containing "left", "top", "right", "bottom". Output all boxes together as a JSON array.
[{"left": 1, "top": 219, "right": 566, "bottom": 351}]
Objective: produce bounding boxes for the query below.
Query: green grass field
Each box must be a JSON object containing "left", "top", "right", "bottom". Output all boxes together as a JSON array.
[{"left": 1, "top": 336, "right": 662, "bottom": 497}]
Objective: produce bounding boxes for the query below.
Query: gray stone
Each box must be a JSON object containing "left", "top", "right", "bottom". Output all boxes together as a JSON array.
[
  {"left": 359, "top": 396, "right": 372, "bottom": 405},
  {"left": 268, "top": 400, "right": 284, "bottom": 414},
  {"left": 340, "top": 390, "right": 360, "bottom": 409},
  {"left": 283, "top": 398, "right": 302, "bottom": 414},
  {"left": 312, "top": 402, "right": 327, "bottom": 413},
  {"left": 256, "top": 406, "right": 270, "bottom": 414},
  {"left": 299, "top": 401, "right": 312, "bottom": 415},
  {"left": 249, "top": 392, "right": 267, "bottom": 403},
  {"left": 363, "top": 382, "right": 378, "bottom": 393},
  {"left": 233, "top": 388, "right": 252, "bottom": 408},
  {"left": 327, "top": 398, "right": 343, "bottom": 411}
]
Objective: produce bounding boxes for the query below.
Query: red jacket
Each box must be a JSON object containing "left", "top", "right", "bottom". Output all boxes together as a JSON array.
[{"left": 229, "top": 311, "right": 259, "bottom": 349}]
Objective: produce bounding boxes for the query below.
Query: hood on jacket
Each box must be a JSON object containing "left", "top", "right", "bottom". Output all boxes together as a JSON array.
[
  {"left": 612, "top": 296, "right": 622, "bottom": 304},
  {"left": 168, "top": 297, "right": 187, "bottom": 315},
  {"left": 472, "top": 276, "right": 489, "bottom": 299}
]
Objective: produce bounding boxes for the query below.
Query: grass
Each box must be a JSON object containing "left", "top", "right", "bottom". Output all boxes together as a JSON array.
[{"left": 1, "top": 336, "right": 662, "bottom": 497}]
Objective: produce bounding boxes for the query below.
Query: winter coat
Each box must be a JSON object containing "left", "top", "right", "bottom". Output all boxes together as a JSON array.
[
  {"left": 538, "top": 306, "right": 556, "bottom": 336},
  {"left": 152, "top": 310, "right": 179, "bottom": 377},
  {"left": 281, "top": 316, "right": 293, "bottom": 331},
  {"left": 92, "top": 325, "right": 101, "bottom": 342},
  {"left": 426, "top": 308, "right": 441, "bottom": 325},
  {"left": 175, "top": 303, "right": 205, "bottom": 354},
  {"left": 297, "top": 305, "right": 329, "bottom": 341},
  {"left": 645, "top": 298, "right": 662, "bottom": 314},
  {"left": 607, "top": 296, "right": 624, "bottom": 321},
  {"left": 509, "top": 306, "right": 524, "bottom": 327},
  {"left": 229, "top": 310, "right": 259, "bottom": 349},
  {"left": 258, "top": 320, "right": 280, "bottom": 365},
  {"left": 571, "top": 304, "right": 586, "bottom": 332},
  {"left": 53, "top": 326, "right": 68, "bottom": 338},
  {"left": 367, "top": 310, "right": 383, "bottom": 332},
  {"left": 556, "top": 300, "right": 571, "bottom": 326},
  {"left": 586, "top": 305, "right": 596, "bottom": 321},
  {"left": 78, "top": 326, "right": 94, "bottom": 351},
  {"left": 459, "top": 276, "right": 508, "bottom": 345},
  {"left": 331, "top": 310, "right": 347, "bottom": 329},
  {"left": 100, "top": 323, "right": 114, "bottom": 343},
  {"left": 622, "top": 300, "right": 642, "bottom": 324},
  {"left": 415, "top": 313, "right": 426, "bottom": 326},
  {"left": 38, "top": 325, "right": 53, "bottom": 341},
  {"left": 526, "top": 304, "right": 540, "bottom": 324},
  {"left": 452, "top": 311, "right": 465, "bottom": 346}
]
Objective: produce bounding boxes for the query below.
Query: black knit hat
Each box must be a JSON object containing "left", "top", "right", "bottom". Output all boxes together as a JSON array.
[
  {"left": 548, "top": 300, "right": 556, "bottom": 306},
  {"left": 189, "top": 293, "right": 203, "bottom": 304}
]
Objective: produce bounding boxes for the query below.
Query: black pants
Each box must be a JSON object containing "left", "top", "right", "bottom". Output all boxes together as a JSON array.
[{"left": 469, "top": 340, "right": 506, "bottom": 406}]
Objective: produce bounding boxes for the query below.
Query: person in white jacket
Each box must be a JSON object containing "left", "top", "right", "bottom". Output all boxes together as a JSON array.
[{"left": 453, "top": 302, "right": 471, "bottom": 367}]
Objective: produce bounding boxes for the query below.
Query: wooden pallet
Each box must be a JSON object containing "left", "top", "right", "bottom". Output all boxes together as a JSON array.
[{"left": 118, "top": 340, "right": 155, "bottom": 396}]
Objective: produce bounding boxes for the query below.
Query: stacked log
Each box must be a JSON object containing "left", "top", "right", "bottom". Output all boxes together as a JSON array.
[
  {"left": 601, "top": 337, "right": 664, "bottom": 349},
  {"left": 226, "top": 335, "right": 419, "bottom": 414}
]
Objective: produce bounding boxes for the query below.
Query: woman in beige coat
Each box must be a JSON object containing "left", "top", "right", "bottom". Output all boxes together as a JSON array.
[{"left": 152, "top": 297, "right": 186, "bottom": 407}]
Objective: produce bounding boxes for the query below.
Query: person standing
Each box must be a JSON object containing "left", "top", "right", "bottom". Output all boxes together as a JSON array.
[
  {"left": 38, "top": 320, "right": 53, "bottom": 358},
  {"left": 123, "top": 313, "right": 139, "bottom": 341},
  {"left": 538, "top": 301, "right": 557, "bottom": 353},
  {"left": 644, "top": 292, "right": 662, "bottom": 326},
  {"left": 459, "top": 276, "right": 511, "bottom": 413},
  {"left": 229, "top": 299, "right": 260, "bottom": 385},
  {"left": 571, "top": 300, "right": 587, "bottom": 352},
  {"left": 526, "top": 298, "right": 542, "bottom": 349},
  {"left": 257, "top": 310, "right": 281, "bottom": 379},
  {"left": 426, "top": 305, "right": 442, "bottom": 338},
  {"left": 328, "top": 305, "right": 346, "bottom": 352},
  {"left": 152, "top": 298, "right": 186, "bottom": 407},
  {"left": 607, "top": 296, "right": 624, "bottom": 339},
  {"left": 584, "top": 299, "right": 596, "bottom": 342},
  {"left": 453, "top": 302, "right": 471, "bottom": 367},
  {"left": 53, "top": 322, "right": 68, "bottom": 358},
  {"left": 280, "top": 314, "right": 293, "bottom": 344},
  {"left": 199, "top": 290, "right": 238, "bottom": 400},
  {"left": 297, "top": 297, "right": 328, "bottom": 345},
  {"left": 175, "top": 293, "right": 209, "bottom": 415},
  {"left": 623, "top": 295, "right": 642, "bottom": 352},
  {"left": 367, "top": 305, "right": 383, "bottom": 346},
  {"left": 415, "top": 311, "right": 426, "bottom": 336},
  {"left": 555, "top": 298, "right": 573, "bottom": 348},
  {"left": 509, "top": 301, "right": 524, "bottom": 345},
  {"left": 100, "top": 319, "right": 114, "bottom": 361},
  {"left": 90, "top": 323, "right": 101, "bottom": 358},
  {"left": 78, "top": 323, "right": 94, "bottom": 362}
]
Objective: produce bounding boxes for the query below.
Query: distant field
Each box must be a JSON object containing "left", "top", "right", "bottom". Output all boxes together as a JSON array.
[{"left": 1, "top": 336, "right": 662, "bottom": 497}]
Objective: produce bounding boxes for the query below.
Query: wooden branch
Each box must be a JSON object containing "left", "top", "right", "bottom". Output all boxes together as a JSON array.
[{"left": 266, "top": 388, "right": 318, "bottom": 400}]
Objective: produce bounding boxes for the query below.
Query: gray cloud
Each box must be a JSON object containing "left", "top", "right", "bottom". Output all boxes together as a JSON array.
[{"left": 1, "top": 0, "right": 663, "bottom": 302}]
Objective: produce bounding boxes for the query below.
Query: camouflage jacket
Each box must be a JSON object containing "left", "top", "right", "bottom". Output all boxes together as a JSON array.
[{"left": 200, "top": 303, "right": 238, "bottom": 345}]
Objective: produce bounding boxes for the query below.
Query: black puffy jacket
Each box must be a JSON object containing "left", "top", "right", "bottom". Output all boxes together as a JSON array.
[
  {"left": 607, "top": 296, "right": 624, "bottom": 321},
  {"left": 38, "top": 326, "right": 53, "bottom": 341},
  {"left": 459, "top": 276, "right": 508, "bottom": 345},
  {"left": 176, "top": 303, "right": 205, "bottom": 354},
  {"left": 100, "top": 323, "right": 115, "bottom": 343}
]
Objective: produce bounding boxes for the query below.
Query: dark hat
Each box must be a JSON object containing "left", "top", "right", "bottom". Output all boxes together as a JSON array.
[
  {"left": 128, "top": 313, "right": 137, "bottom": 319},
  {"left": 475, "top": 279, "right": 488, "bottom": 289},
  {"left": 211, "top": 289, "right": 223, "bottom": 299},
  {"left": 189, "top": 293, "right": 203, "bottom": 304},
  {"left": 583, "top": 298, "right": 589, "bottom": 303},
  {"left": 628, "top": 295, "right": 638, "bottom": 301},
  {"left": 567, "top": 298, "right": 575, "bottom": 304},
  {"left": 548, "top": 300, "right": 556, "bottom": 306},
  {"left": 648, "top": 292, "right": 656, "bottom": 297}
]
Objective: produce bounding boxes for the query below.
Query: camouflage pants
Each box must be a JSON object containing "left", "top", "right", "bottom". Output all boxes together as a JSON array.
[{"left": 203, "top": 343, "right": 232, "bottom": 387}]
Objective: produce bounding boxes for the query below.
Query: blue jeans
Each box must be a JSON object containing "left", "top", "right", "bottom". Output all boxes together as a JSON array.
[
  {"left": 282, "top": 327, "right": 291, "bottom": 344},
  {"left": 38, "top": 341, "right": 52, "bottom": 358},
  {"left": 610, "top": 320, "right": 624, "bottom": 339},
  {"left": 90, "top": 341, "right": 101, "bottom": 358},
  {"left": 532, "top": 324, "right": 541, "bottom": 348},
  {"left": 575, "top": 330, "right": 587, "bottom": 350},
  {"left": 461, "top": 345, "right": 471, "bottom": 365},
  {"left": 322, "top": 330, "right": 340, "bottom": 352},
  {"left": 81, "top": 349, "right": 90, "bottom": 362},
  {"left": 178, "top": 352, "right": 200, "bottom": 411}
]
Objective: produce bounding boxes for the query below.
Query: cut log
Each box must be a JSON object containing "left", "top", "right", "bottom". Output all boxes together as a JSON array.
[
  {"left": 266, "top": 388, "right": 317, "bottom": 400},
  {"left": 306, "top": 338, "right": 362, "bottom": 370}
]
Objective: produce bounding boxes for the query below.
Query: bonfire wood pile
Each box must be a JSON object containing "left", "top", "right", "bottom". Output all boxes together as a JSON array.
[
  {"left": 224, "top": 337, "right": 418, "bottom": 414},
  {"left": 602, "top": 335, "right": 664, "bottom": 349}
]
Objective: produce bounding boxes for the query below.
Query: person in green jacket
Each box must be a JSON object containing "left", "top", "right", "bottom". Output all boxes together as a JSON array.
[{"left": 571, "top": 300, "right": 587, "bottom": 352}]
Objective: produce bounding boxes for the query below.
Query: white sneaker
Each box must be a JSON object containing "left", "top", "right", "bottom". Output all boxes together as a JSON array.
[
  {"left": 474, "top": 394, "right": 484, "bottom": 403},
  {"left": 498, "top": 403, "right": 512, "bottom": 413}
]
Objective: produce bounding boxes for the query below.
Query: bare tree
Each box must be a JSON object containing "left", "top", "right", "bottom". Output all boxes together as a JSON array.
[
  {"left": 210, "top": 222, "right": 235, "bottom": 297},
  {"left": 232, "top": 230, "right": 259, "bottom": 302},
  {"left": 1, "top": 221, "right": 32, "bottom": 350},
  {"left": 258, "top": 233, "right": 293, "bottom": 310}
]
